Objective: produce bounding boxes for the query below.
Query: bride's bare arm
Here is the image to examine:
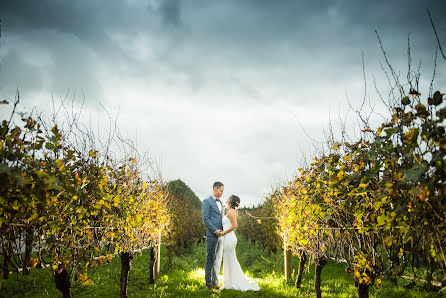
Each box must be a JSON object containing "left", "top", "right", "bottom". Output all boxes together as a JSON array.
[{"left": 223, "top": 209, "right": 238, "bottom": 235}]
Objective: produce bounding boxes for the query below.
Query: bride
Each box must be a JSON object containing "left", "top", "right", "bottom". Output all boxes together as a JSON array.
[{"left": 220, "top": 195, "right": 260, "bottom": 291}]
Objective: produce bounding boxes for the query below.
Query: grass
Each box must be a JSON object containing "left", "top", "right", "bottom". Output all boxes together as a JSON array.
[{"left": 1, "top": 234, "right": 444, "bottom": 297}]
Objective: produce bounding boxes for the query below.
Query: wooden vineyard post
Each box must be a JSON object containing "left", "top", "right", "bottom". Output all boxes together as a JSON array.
[
  {"left": 285, "top": 250, "right": 292, "bottom": 281},
  {"left": 150, "top": 232, "right": 162, "bottom": 283},
  {"left": 284, "top": 232, "right": 291, "bottom": 281}
]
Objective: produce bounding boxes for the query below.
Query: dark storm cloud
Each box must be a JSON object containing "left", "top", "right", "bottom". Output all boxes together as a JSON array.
[
  {"left": 157, "top": 0, "right": 182, "bottom": 28},
  {"left": 0, "top": 0, "right": 147, "bottom": 41},
  {"left": 2, "top": 0, "right": 445, "bottom": 55},
  {"left": 181, "top": 0, "right": 445, "bottom": 49},
  {"left": 0, "top": 50, "right": 43, "bottom": 93},
  {"left": 1, "top": 0, "right": 445, "bottom": 97},
  {"left": 0, "top": 1, "right": 151, "bottom": 101}
]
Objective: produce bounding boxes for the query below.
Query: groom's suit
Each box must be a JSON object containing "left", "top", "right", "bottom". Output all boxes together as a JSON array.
[{"left": 202, "top": 196, "right": 224, "bottom": 287}]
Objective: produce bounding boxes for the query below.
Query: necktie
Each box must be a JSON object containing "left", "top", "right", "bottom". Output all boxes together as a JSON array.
[{"left": 216, "top": 199, "right": 223, "bottom": 217}]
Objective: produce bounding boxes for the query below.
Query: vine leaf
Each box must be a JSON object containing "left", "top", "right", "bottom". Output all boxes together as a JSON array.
[{"left": 403, "top": 163, "right": 426, "bottom": 182}]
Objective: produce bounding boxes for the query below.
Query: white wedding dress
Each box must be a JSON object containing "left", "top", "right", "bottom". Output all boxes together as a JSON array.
[{"left": 221, "top": 215, "right": 260, "bottom": 291}]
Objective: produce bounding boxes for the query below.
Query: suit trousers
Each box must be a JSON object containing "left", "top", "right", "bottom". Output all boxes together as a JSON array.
[{"left": 205, "top": 234, "right": 223, "bottom": 286}]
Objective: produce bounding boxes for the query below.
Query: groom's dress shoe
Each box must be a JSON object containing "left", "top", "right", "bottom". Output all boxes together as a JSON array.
[{"left": 214, "top": 284, "right": 222, "bottom": 289}]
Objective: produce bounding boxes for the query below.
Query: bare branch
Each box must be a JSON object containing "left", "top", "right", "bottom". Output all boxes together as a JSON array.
[
  {"left": 427, "top": 9, "right": 446, "bottom": 61},
  {"left": 375, "top": 30, "right": 405, "bottom": 98},
  {"left": 429, "top": 47, "right": 438, "bottom": 97}
]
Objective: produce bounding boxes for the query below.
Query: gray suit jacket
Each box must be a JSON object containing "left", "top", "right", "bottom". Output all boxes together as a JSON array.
[{"left": 202, "top": 195, "right": 223, "bottom": 237}]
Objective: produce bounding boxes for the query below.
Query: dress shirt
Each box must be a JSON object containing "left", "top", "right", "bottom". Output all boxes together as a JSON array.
[{"left": 212, "top": 195, "right": 222, "bottom": 213}]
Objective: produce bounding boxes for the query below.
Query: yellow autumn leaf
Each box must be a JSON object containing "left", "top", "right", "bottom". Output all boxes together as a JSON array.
[
  {"left": 376, "top": 276, "right": 382, "bottom": 289},
  {"left": 359, "top": 183, "right": 368, "bottom": 189},
  {"left": 29, "top": 211, "right": 39, "bottom": 221},
  {"left": 376, "top": 125, "right": 384, "bottom": 136},
  {"left": 28, "top": 258, "right": 38, "bottom": 268},
  {"left": 78, "top": 272, "right": 92, "bottom": 286}
]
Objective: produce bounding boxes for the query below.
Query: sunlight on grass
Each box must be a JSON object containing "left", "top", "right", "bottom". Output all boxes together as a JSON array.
[
  {"left": 242, "top": 270, "right": 256, "bottom": 279},
  {"left": 2, "top": 239, "right": 444, "bottom": 297},
  {"left": 187, "top": 267, "right": 205, "bottom": 282},
  {"left": 181, "top": 283, "right": 201, "bottom": 292},
  {"left": 259, "top": 271, "right": 284, "bottom": 288},
  {"left": 159, "top": 274, "right": 169, "bottom": 282}
]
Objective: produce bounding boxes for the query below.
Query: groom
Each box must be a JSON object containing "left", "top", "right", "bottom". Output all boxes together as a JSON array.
[{"left": 202, "top": 181, "right": 225, "bottom": 289}]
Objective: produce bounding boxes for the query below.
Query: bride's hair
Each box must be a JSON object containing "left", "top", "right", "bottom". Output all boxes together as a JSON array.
[{"left": 229, "top": 195, "right": 240, "bottom": 209}]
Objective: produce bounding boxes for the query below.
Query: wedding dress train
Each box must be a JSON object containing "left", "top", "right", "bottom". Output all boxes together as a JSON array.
[{"left": 221, "top": 215, "right": 260, "bottom": 291}]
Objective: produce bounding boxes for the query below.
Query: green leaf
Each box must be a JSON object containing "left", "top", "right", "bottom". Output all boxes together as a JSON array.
[
  {"left": 384, "top": 128, "right": 396, "bottom": 138},
  {"left": 385, "top": 235, "right": 394, "bottom": 247},
  {"left": 377, "top": 214, "right": 386, "bottom": 226},
  {"left": 432, "top": 91, "right": 443, "bottom": 106},
  {"left": 401, "top": 96, "right": 411, "bottom": 105},
  {"left": 0, "top": 163, "right": 11, "bottom": 174},
  {"left": 404, "top": 163, "right": 426, "bottom": 182}
]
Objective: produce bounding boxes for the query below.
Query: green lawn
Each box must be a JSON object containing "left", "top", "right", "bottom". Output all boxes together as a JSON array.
[{"left": 1, "top": 235, "right": 443, "bottom": 297}]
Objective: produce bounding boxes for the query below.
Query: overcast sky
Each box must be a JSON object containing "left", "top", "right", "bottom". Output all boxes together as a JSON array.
[{"left": 1, "top": 0, "right": 445, "bottom": 207}]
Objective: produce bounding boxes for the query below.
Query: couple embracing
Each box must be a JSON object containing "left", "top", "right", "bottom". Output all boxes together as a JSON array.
[{"left": 201, "top": 181, "right": 260, "bottom": 291}]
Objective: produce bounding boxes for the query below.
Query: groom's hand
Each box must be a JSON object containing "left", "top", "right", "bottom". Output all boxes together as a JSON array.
[{"left": 215, "top": 230, "right": 223, "bottom": 237}]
